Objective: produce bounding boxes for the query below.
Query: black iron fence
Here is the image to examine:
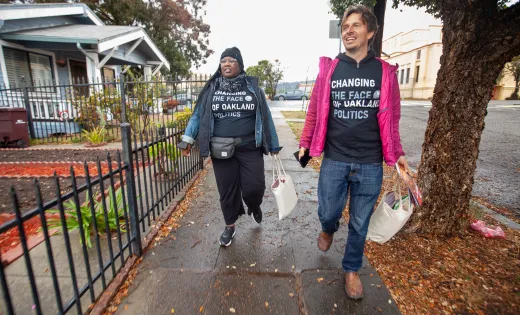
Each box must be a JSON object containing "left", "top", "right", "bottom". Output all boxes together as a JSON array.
[
  {"left": 0, "top": 75, "right": 209, "bottom": 145},
  {"left": 0, "top": 114, "right": 204, "bottom": 313}
]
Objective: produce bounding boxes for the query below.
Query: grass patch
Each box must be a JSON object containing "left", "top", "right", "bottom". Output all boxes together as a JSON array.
[
  {"left": 286, "top": 122, "right": 304, "bottom": 141},
  {"left": 281, "top": 111, "right": 307, "bottom": 120}
]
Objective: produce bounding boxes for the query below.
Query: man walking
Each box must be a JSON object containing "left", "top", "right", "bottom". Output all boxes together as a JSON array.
[{"left": 299, "top": 5, "right": 409, "bottom": 300}]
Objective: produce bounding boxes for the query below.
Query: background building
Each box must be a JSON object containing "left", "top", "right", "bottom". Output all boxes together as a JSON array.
[{"left": 382, "top": 25, "right": 517, "bottom": 100}]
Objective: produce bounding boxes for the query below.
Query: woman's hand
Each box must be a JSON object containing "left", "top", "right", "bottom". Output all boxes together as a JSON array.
[
  {"left": 298, "top": 147, "right": 308, "bottom": 159},
  {"left": 181, "top": 144, "right": 192, "bottom": 157}
]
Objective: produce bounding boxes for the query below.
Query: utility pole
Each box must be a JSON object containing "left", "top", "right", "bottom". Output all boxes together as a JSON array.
[{"left": 302, "top": 66, "right": 309, "bottom": 112}]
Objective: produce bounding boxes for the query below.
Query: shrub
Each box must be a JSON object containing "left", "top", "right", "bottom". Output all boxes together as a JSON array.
[
  {"left": 171, "top": 108, "right": 193, "bottom": 128},
  {"left": 82, "top": 126, "right": 106, "bottom": 145},
  {"left": 73, "top": 91, "right": 120, "bottom": 131},
  {"left": 46, "top": 188, "right": 127, "bottom": 248}
]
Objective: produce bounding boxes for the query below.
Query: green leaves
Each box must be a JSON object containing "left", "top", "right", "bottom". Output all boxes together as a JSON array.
[
  {"left": 246, "top": 60, "right": 284, "bottom": 99},
  {"left": 82, "top": 126, "right": 106, "bottom": 145},
  {"left": 46, "top": 189, "right": 127, "bottom": 249},
  {"left": 149, "top": 141, "right": 178, "bottom": 162},
  {"left": 84, "top": 0, "right": 212, "bottom": 78},
  {"left": 328, "top": 0, "right": 377, "bottom": 18}
]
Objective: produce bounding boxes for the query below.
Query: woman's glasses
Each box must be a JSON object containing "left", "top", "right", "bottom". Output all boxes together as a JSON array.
[{"left": 220, "top": 58, "right": 238, "bottom": 65}]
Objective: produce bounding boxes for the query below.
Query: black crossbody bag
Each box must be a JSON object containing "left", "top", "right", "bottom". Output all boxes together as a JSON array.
[{"left": 210, "top": 137, "right": 242, "bottom": 159}]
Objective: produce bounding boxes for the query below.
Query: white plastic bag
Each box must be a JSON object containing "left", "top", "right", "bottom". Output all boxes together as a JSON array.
[
  {"left": 271, "top": 155, "right": 298, "bottom": 220},
  {"left": 367, "top": 180, "right": 413, "bottom": 244}
]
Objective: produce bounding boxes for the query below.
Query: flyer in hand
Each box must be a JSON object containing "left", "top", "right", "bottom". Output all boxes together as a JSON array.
[{"left": 395, "top": 165, "right": 423, "bottom": 207}]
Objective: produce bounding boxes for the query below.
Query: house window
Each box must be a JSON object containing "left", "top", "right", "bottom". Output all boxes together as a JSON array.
[
  {"left": 415, "top": 66, "right": 420, "bottom": 83},
  {"left": 406, "top": 68, "right": 410, "bottom": 84},
  {"left": 400, "top": 69, "right": 405, "bottom": 84},
  {"left": 417, "top": 50, "right": 421, "bottom": 60},
  {"left": 3, "top": 47, "right": 54, "bottom": 89},
  {"left": 102, "top": 67, "right": 115, "bottom": 82}
]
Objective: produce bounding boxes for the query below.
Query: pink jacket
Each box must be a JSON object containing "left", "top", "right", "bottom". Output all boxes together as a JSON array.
[{"left": 300, "top": 56, "right": 405, "bottom": 166}]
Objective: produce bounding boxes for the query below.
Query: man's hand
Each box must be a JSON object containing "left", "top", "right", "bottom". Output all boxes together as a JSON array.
[
  {"left": 397, "top": 156, "right": 410, "bottom": 173},
  {"left": 181, "top": 144, "right": 192, "bottom": 157},
  {"left": 298, "top": 147, "right": 308, "bottom": 160},
  {"left": 396, "top": 156, "right": 412, "bottom": 183}
]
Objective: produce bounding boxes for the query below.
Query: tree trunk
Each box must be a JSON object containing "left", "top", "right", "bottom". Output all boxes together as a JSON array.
[
  {"left": 372, "top": 0, "right": 387, "bottom": 57},
  {"left": 410, "top": 4, "right": 520, "bottom": 236},
  {"left": 513, "top": 77, "right": 520, "bottom": 99}
]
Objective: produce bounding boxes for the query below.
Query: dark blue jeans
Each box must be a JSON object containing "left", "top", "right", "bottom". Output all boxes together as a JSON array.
[{"left": 318, "top": 158, "right": 383, "bottom": 272}]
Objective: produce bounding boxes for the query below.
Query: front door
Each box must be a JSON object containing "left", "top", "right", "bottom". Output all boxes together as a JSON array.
[{"left": 69, "top": 60, "right": 89, "bottom": 97}]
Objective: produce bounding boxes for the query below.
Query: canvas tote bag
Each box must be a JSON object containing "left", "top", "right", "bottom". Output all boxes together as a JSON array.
[
  {"left": 271, "top": 155, "right": 298, "bottom": 220},
  {"left": 367, "top": 176, "right": 414, "bottom": 244}
]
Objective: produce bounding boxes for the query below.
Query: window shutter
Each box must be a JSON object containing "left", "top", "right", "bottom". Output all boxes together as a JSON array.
[
  {"left": 3, "top": 47, "right": 31, "bottom": 88},
  {"left": 29, "top": 53, "right": 53, "bottom": 87}
]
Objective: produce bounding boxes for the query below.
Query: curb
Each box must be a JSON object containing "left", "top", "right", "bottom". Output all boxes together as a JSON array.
[
  {"left": 89, "top": 158, "right": 211, "bottom": 315},
  {"left": 408, "top": 167, "right": 519, "bottom": 231},
  {"left": 470, "top": 200, "right": 520, "bottom": 230}
]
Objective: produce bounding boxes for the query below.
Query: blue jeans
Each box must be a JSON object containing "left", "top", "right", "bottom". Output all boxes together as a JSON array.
[{"left": 318, "top": 158, "right": 383, "bottom": 272}]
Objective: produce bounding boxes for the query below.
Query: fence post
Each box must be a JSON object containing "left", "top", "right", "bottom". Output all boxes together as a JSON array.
[
  {"left": 120, "top": 76, "right": 143, "bottom": 256},
  {"left": 21, "top": 77, "right": 36, "bottom": 139}
]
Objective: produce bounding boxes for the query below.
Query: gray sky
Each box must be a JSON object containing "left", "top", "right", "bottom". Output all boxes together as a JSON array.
[{"left": 193, "top": 0, "right": 440, "bottom": 82}]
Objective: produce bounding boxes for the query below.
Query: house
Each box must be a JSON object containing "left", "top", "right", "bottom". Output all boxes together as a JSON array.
[
  {"left": 382, "top": 25, "right": 516, "bottom": 100},
  {"left": 0, "top": 3, "right": 171, "bottom": 137},
  {"left": 0, "top": 3, "right": 170, "bottom": 89}
]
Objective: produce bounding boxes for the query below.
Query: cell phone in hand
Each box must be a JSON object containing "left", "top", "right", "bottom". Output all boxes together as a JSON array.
[
  {"left": 294, "top": 149, "right": 311, "bottom": 168},
  {"left": 177, "top": 141, "right": 189, "bottom": 150}
]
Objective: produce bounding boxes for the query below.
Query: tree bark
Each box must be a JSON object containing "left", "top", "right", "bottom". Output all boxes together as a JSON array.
[
  {"left": 410, "top": 2, "right": 520, "bottom": 235},
  {"left": 372, "top": 0, "right": 387, "bottom": 57}
]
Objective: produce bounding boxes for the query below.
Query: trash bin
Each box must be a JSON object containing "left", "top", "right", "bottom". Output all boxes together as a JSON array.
[{"left": 0, "top": 107, "right": 30, "bottom": 148}]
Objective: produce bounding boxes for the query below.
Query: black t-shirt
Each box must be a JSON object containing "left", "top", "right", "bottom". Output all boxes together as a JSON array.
[
  {"left": 324, "top": 51, "right": 383, "bottom": 163},
  {"left": 212, "top": 87, "right": 257, "bottom": 138}
]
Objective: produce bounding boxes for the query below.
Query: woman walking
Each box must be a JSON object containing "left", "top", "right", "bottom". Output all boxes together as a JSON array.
[{"left": 180, "top": 47, "right": 281, "bottom": 247}]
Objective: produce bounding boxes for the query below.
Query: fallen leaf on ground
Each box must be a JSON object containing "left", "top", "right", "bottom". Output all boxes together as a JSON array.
[
  {"left": 317, "top": 277, "right": 324, "bottom": 283},
  {"left": 229, "top": 308, "right": 236, "bottom": 313},
  {"left": 265, "top": 302, "right": 269, "bottom": 308},
  {"left": 171, "top": 308, "right": 175, "bottom": 314},
  {"left": 289, "top": 293, "right": 294, "bottom": 298},
  {"left": 199, "top": 306, "right": 204, "bottom": 312},
  {"left": 250, "top": 263, "right": 256, "bottom": 267}
]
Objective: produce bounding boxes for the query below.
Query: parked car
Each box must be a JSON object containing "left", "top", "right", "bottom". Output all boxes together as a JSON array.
[
  {"left": 274, "top": 89, "right": 310, "bottom": 101},
  {"left": 175, "top": 94, "right": 192, "bottom": 105}
]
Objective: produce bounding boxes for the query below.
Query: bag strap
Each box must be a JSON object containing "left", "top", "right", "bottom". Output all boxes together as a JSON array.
[
  {"left": 272, "top": 155, "right": 279, "bottom": 184},
  {"left": 275, "top": 155, "right": 287, "bottom": 177},
  {"left": 272, "top": 155, "right": 286, "bottom": 185}
]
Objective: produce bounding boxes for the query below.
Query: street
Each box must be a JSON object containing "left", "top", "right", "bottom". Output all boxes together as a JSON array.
[{"left": 269, "top": 100, "right": 520, "bottom": 215}]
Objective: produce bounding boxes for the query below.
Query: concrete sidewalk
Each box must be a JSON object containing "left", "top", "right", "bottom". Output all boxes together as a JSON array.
[{"left": 115, "top": 110, "right": 399, "bottom": 314}]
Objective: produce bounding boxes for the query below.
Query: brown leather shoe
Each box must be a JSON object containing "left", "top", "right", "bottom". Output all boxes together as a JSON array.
[
  {"left": 317, "top": 231, "right": 333, "bottom": 252},
  {"left": 345, "top": 272, "right": 363, "bottom": 300}
]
